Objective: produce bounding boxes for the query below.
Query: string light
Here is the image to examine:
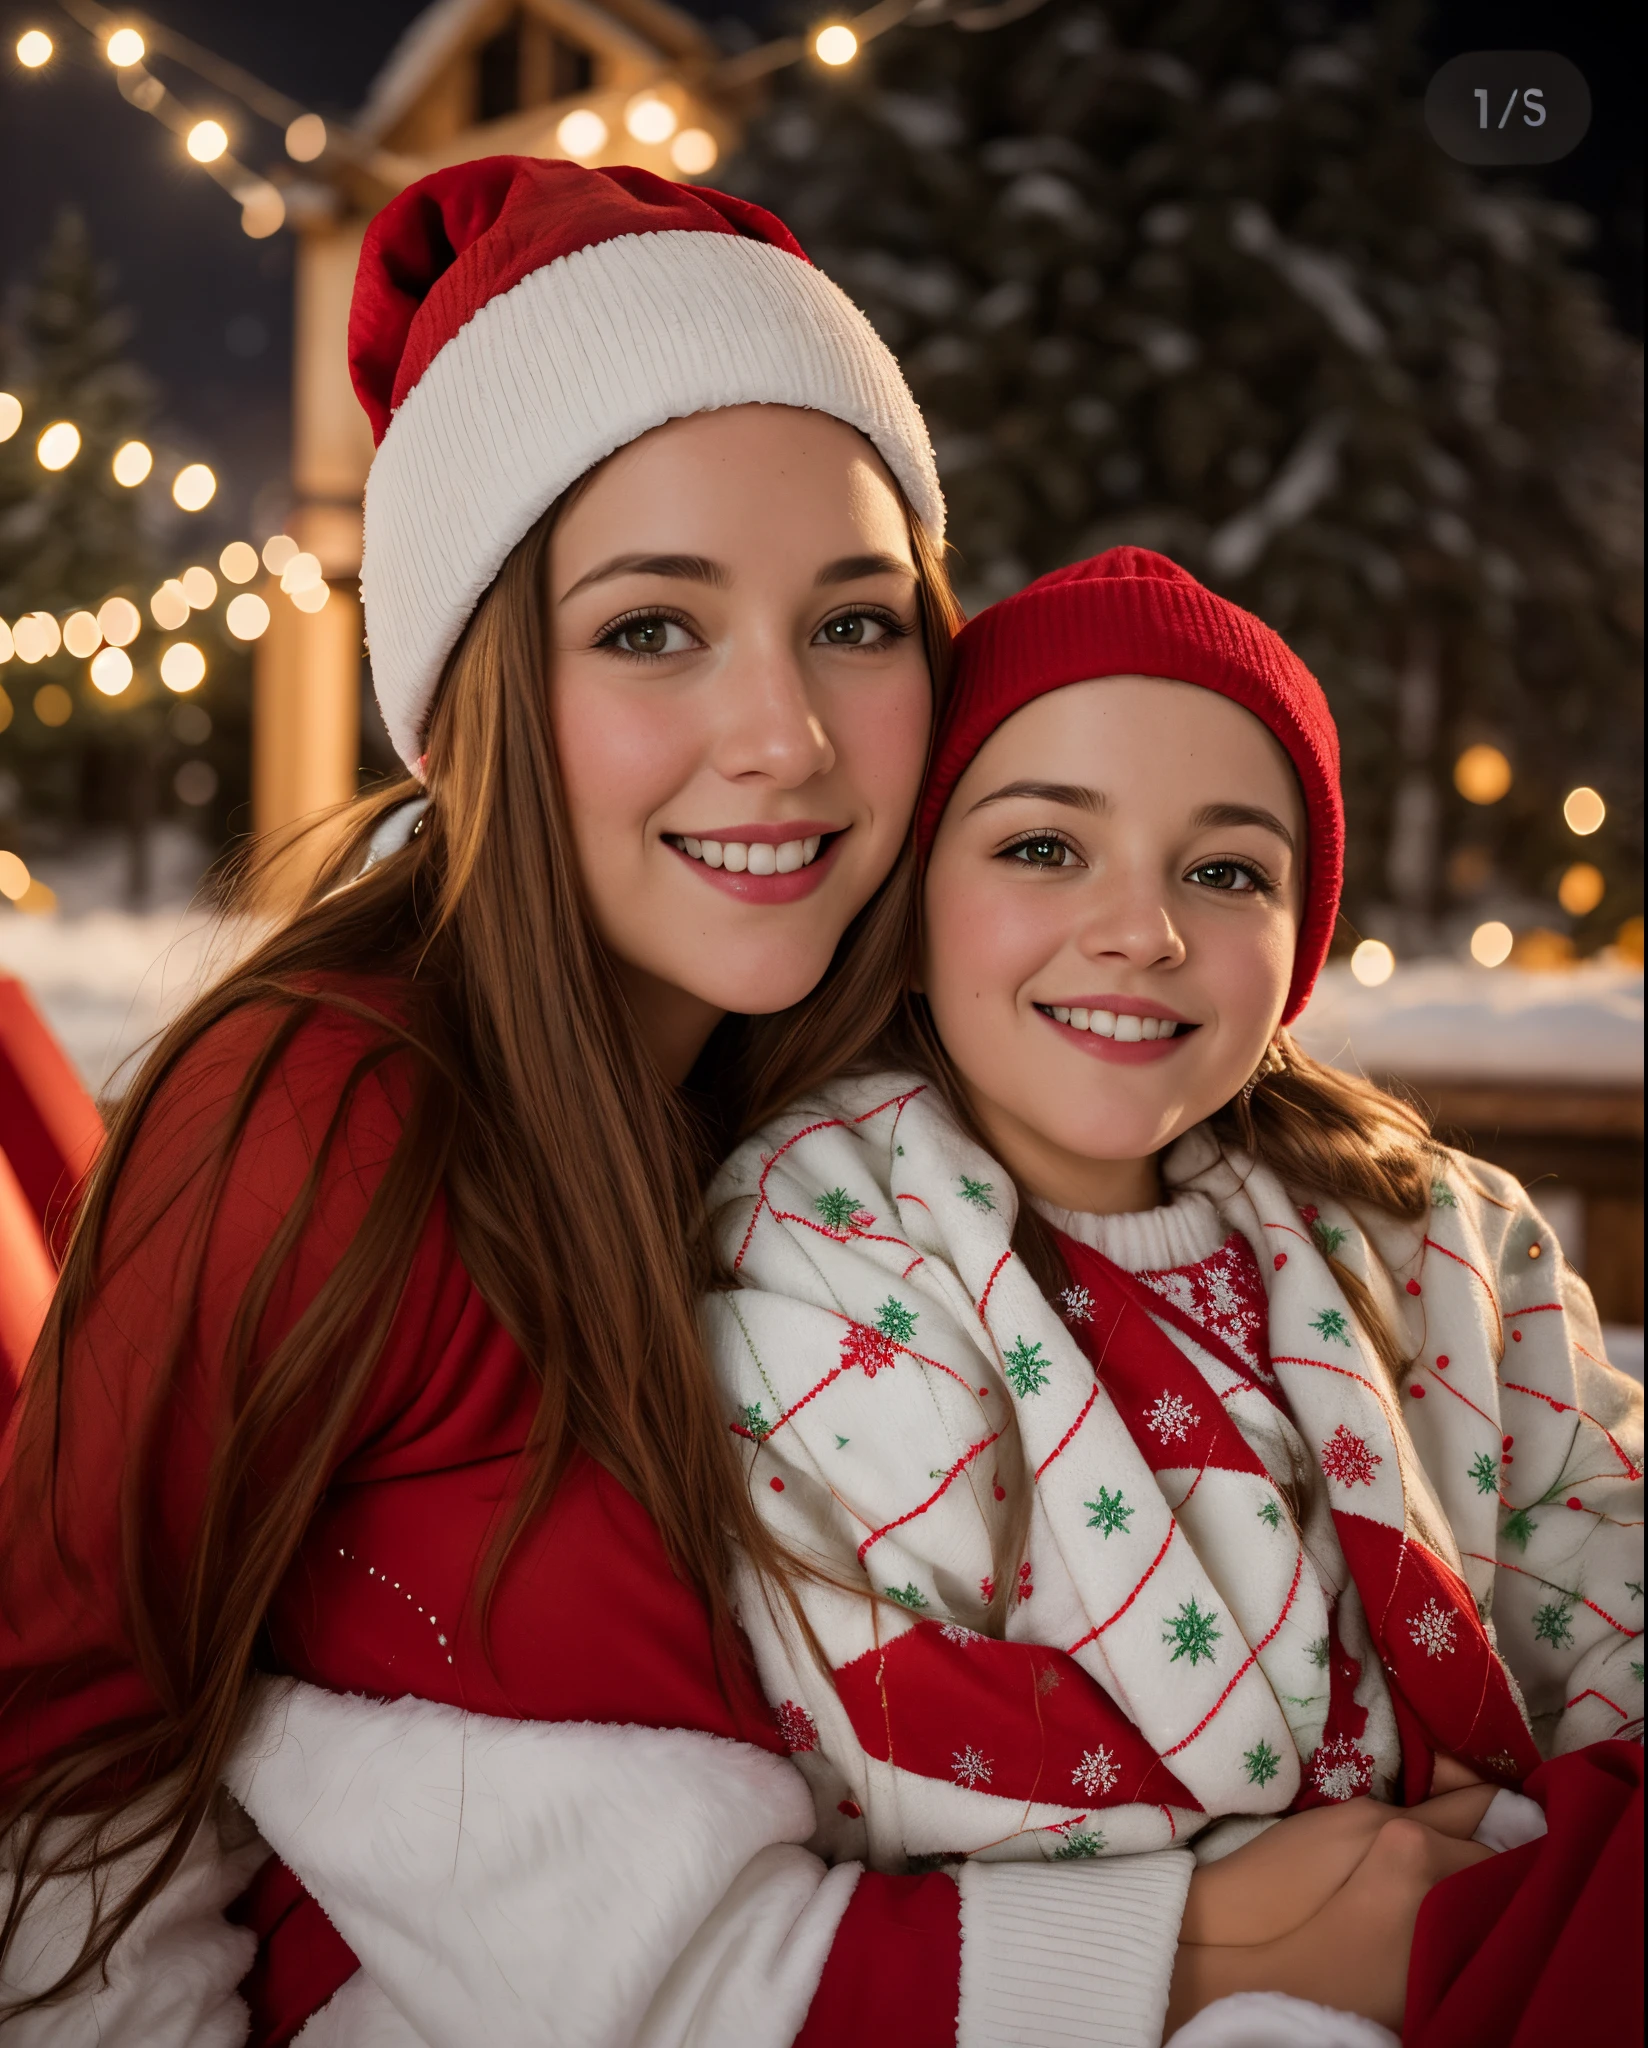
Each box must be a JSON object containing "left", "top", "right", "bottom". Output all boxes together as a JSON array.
[
  {"left": 262, "top": 534, "right": 298, "bottom": 573},
  {"left": 33, "top": 682, "right": 73, "bottom": 726},
  {"left": 16, "top": 30, "right": 53, "bottom": 67},
  {"left": 13, "top": 613, "right": 61, "bottom": 663},
  {"left": 180, "top": 565, "right": 218, "bottom": 609},
  {"left": 62, "top": 611, "right": 103, "bottom": 658},
  {"left": 0, "top": 393, "right": 20, "bottom": 442},
  {"left": 237, "top": 180, "right": 285, "bottom": 239},
  {"left": 1558, "top": 863, "right": 1605, "bottom": 916},
  {"left": 172, "top": 463, "right": 217, "bottom": 512},
  {"left": 670, "top": 128, "right": 718, "bottom": 175},
  {"left": 104, "top": 27, "right": 144, "bottom": 66},
  {"left": 90, "top": 646, "right": 134, "bottom": 696},
  {"left": 291, "top": 581, "right": 331, "bottom": 614},
  {"left": 0, "top": 851, "right": 30, "bottom": 901},
  {"left": 150, "top": 581, "right": 191, "bottom": 631},
  {"left": 36, "top": 421, "right": 81, "bottom": 471},
  {"left": 1470, "top": 921, "right": 1514, "bottom": 968},
  {"left": 555, "top": 108, "right": 607, "bottom": 159},
  {"left": 285, "top": 113, "right": 326, "bottom": 161},
  {"left": 160, "top": 642, "right": 206, "bottom": 692},
  {"left": 1349, "top": 938, "right": 1395, "bottom": 987},
  {"left": 225, "top": 592, "right": 270, "bottom": 640},
  {"left": 186, "top": 119, "right": 228, "bottom": 163},
  {"left": 815, "top": 25, "right": 859, "bottom": 64},
  {"left": 279, "top": 551, "right": 322, "bottom": 594},
  {"left": 1454, "top": 745, "right": 1512, "bottom": 805},
  {"left": 624, "top": 94, "right": 677, "bottom": 144},
  {"left": 219, "top": 542, "right": 259, "bottom": 583},
  {"left": 98, "top": 596, "right": 141, "bottom": 647},
  {"left": 112, "top": 438, "right": 153, "bottom": 486},
  {"left": 1562, "top": 786, "right": 1605, "bottom": 835}
]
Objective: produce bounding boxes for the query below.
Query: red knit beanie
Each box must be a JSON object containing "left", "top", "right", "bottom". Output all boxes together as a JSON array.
[{"left": 918, "top": 548, "right": 1342, "bottom": 1023}]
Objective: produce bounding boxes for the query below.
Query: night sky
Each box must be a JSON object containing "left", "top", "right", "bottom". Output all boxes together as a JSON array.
[{"left": 0, "top": 0, "right": 1639, "bottom": 559}]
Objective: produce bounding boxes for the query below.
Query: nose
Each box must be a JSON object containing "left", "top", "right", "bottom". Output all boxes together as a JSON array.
[
  {"left": 708, "top": 638, "right": 835, "bottom": 789},
  {"left": 1073, "top": 862, "right": 1186, "bottom": 972}
]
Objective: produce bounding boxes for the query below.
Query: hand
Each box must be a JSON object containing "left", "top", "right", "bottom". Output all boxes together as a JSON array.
[
  {"left": 1179, "top": 1801, "right": 1395, "bottom": 1948},
  {"left": 1428, "top": 1749, "right": 1490, "bottom": 1795}
]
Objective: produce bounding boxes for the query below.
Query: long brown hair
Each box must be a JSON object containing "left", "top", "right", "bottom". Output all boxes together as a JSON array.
[{"left": 0, "top": 486, "right": 963, "bottom": 2014}]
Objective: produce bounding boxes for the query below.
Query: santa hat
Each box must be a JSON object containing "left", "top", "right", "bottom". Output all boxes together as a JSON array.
[
  {"left": 917, "top": 548, "right": 1343, "bottom": 1022},
  {"left": 349, "top": 156, "right": 945, "bottom": 771}
]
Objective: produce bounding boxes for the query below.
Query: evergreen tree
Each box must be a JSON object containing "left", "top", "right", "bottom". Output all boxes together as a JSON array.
[{"left": 726, "top": 0, "right": 1642, "bottom": 950}]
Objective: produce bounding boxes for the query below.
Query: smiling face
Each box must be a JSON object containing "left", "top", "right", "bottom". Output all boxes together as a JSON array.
[
  {"left": 921, "top": 676, "right": 1305, "bottom": 1214},
  {"left": 548, "top": 404, "right": 936, "bottom": 1075}
]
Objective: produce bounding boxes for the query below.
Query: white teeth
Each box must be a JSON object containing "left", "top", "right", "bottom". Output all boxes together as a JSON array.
[
  {"left": 722, "top": 842, "right": 749, "bottom": 873},
  {"left": 1069, "top": 1006, "right": 1089, "bottom": 1030},
  {"left": 746, "top": 842, "right": 778, "bottom": 876},
  {"left": 774, "top": 840, "right": 803, "bottom": 874},
  {"left": 1043, "top": 1005, "right": 1181, "bottom": 1039},
  {"left": 1159, "top": 1021, "right": 1177, "bottom": 1038},
  {"left": 701, "top": 840, "right": 725, "bottom": 868},
  {"left": 1139, "top": 1016, "right": 1160, "bottom": 1041},
  {"left": 683, "top": 836, "right": 702, "bottom": 858},
  {"left": 804, "top": 835, "right": 821, "bottom": 862},
  {"left": 1091, "top": 1010, "right": 1117, "bottom": 1037},
  {"left": 673, "top": 833, "right": 828, "bottom": 871},
  {"left": 1114, "top": 1014, "right": 1143, "bottom": 1042},
  {"left": 1052, "top": 1006, "right": 1071, "bottom": 1024}
]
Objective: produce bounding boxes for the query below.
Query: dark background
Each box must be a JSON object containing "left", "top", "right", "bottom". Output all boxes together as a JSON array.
[{"left": 0, "top": 0, "right": 1640, "bottom": 555}]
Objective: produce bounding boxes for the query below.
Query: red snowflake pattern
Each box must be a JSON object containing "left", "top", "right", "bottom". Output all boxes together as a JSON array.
[
  {"left": 1308, "top": 1736, "right": 1373, "bottom": 1802},
  {"left": 840, "top": 1323, "right": 897, "bottom": 1378},
  {"left": 776, "top": 1699, "right": 818, "bottom": 1753},
  {"left": 1138, "top": 1233, "right": 1273, "bottom": 1381},
  {"left": 1016, "top": 1560, "right": 1034, "bottom": 1604},
  {"left": 1320, "top": 1424, "right": 1382, "bottom": 1489}
]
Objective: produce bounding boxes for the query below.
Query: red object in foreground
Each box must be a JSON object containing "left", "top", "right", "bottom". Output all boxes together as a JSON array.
[{"left": 1406, "top": 1741, "right": 1644, "bottom": 2048}]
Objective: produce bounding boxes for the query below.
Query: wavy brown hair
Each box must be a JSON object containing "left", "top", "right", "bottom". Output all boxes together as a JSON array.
[{"left": 0, "top": 483, "right": 963, "bottom": 2016}]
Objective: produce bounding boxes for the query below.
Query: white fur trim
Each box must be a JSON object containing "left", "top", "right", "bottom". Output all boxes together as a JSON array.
[
  {"left": 1473, "top": 1786, "right": 1549, "bottom": 1853},
  {"left": 225, "top": 1678, "right": 855, "bottom": 2048},
  {"left": 1171, "top": 1991, "right": 1400, "bottom": 2047},
  {"left": 295, "top": 1971, "right": 428, "bottom": 2047},
  {"left": 957, "top": 1851, "right": 1194, "bottom": 2048},
  {"left": 363, "top": 230, "right": 944, "bottom": 769},
  {"left": 0, "top": 1801, "right": 264, "bottom": 2048}
]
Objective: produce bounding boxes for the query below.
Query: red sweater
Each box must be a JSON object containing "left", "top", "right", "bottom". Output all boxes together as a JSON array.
[{"left": 0, "top": 991, "right": 958, "bottom": 2044}]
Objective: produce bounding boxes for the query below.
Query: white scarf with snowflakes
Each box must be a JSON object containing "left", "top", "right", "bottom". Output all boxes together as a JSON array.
[{"left": 705, "top": 1073, "right": 1643, "bottom": 1874}]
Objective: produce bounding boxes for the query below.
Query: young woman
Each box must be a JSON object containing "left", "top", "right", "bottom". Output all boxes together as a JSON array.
[
  {"left": 709, "top": 548, "right": 1644, "bottom": 2047},
  {"left": 0, "top": 158, "right": 1003, "bottom": 2044}
]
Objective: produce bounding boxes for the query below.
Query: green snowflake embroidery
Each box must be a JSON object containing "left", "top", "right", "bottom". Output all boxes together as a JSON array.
[
  {"left": 1310, "top": 1307, "right": 1352, "bottom": 1345},
  {"left": 739, "top": 1401, "right": 770, "bottom": 1440},
  {"left": 1053, "top": 1828, "right": 1105, "bottom": 1860},
  {"left": 1244, "top": 1740, "right": 1281, "bottom": 1787},
  {"left": 814, "top": 1186, "right": 867, "bottom": 1231},
  {"left": 1469, "top": 1451, "right": 1500, "bottom": 1495},
  {"left": 1503, "top": 1508, "right": 1537, "bottom": 1551},
  {"left": 834, "top": 1434, "right": 850, "bottom": 1449},
  {"left": 1625, "top": 1580, "right": 1643, "bottom": 1601},
  {"left": 1532, "top": 1600, "right": 1575, "bottom": 1650},
  {"left": 1630, "top": 1661, "right": 1645, "bottom": 1685},
  {"left": 1003, "top": 1336, "right": 1050, "bottom": 1397},
  {"left": 1311, "top": 1220, "right": 1348, "bottom": 1257},
  {"left": 885, "top": 1583, "right": 929, "bottom": 1611},
  {"left": 1306, "top": 1636, "right": 1331, "bottom": 1670},
  {"left": 957, "top": 1175, "right": 996, "bottom": 1211},
  {"left": 1257, "top": 1498, "right": 1284, "bottom": 1530},
  {"left": 1085, "top": 1487, "right": 1134, "bottom": 1539},
  {"left": 1163, "top": 1597, "right": 1222, "bottom": 1667},
  {"left": 1430, "top": 1180, "right": 1457, "bottom": 1209},
  {"left": 875, "top": 1296, "right": 919, "bottom": 1345}
]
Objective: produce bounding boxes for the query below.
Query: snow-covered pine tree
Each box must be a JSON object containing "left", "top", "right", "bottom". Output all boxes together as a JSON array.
[{"left": 725, "top": 0, "right": 1642, "bottom": 947}]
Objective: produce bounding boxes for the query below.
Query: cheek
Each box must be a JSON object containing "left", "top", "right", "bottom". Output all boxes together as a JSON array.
[
  {"left": 551, "top": 668, "right": 698, "bottom": 843},
  {"left": 1199, "top": 902, "right": 1297, "bottom": 1039},
  {"left": 924, "top": 868, "right": 1054, "bottom": 1021},
  {"left": 829, "top": 663, "right": 933, "bottom": 816}
]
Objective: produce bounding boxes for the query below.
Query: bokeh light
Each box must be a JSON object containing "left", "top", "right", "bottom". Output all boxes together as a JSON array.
[
  {"left": 180, "top": 565, "right": 218, "bottom": 610},
  {"left": 238, "top": 182, "right": 285, "bottom": 239},
  {"left": 104, "top": 28, "right": 145, "bottom": 66},
  {"left": 670, "top": 128, "right": 718, "bottom": 176},
  {"left": 555, "top": 108, "right": 607, "bottom": 159},
  {"left": 291, "top": 581, "right": 331, "bottom": 614},
  {"left": 285, "top": 113, "right": 326, "bottom": 161},
  {"left": 37, "top": 420, "right": 80, "bottom": 470},
  {"left": 815, "top": 24, "right": 859, "bottom": 64},
  {"left": 225, "top": 592, "right": 270, "bottom": 641},
  {"left": 0, "top": 393, "right": 21, "bottom": 442},
  {"left": 16, "top": 31, "right": 52, "bottom": 68},
  {"left": 62, "top": 611, "right": 102, "bottom": 659},
  {"left": 624, "top": 95, "right": 677, "bottom": 144},
  {"left": 1349, "top": 939, "right": 1395, "bottom": 987},
  {"left": 172, "top": 463, "right": 217, "bottom": 511},
  {"left": 1470, "top": 920, "right": 1514, "bottom": 968},
  {"left": 280, "top": 551, "right": 322, "bottom": 594},
  {"left": 262, "top": 534, "right": 299, "bottom": 574},
  {"left": 1562, "top": 786, "right": 1605, "bottom": 836},
  {"left": 186, "top": 120, "right": 228, "bottom": 164},
  {"left": 1557, "top": 863, "right": 1605, "bottom": 917},
  {"left": 0, "top": 850, "right": 29, "bottom": 900},
  {"left": 111, "top": 439, "right": 153, "bottom": 486},
  {"left": 13, "top": 613, "right": 61, "bottom": 663},
  {"left": 98, "top": 596, "right": 142, "bottom": 647},
  {"left": 219, "top": 541, "right": 260, "bottom": 584},
  {"left": 1454, "top": 744, "right": 1512, "bottom": 805},
  {"left": 150, "top": 581, "right": 191, "bottom": 631},
  {"left": 33, "top": 682, "right": 73, "bottom": 726},
  {"left": 174, "top": 759, "right": 219, "bottom": 806},
  {"left": 90, "top": 646, "right": 134, "bottom": 696},
  {"left": 170, "top": 701, "right": 211, "bottom": 744},
  {"left": 160, "top": 641, "right": 206, "bottom": 693},
  {"left": 0, "top": 620, "right": 13, "bottom": 661}
]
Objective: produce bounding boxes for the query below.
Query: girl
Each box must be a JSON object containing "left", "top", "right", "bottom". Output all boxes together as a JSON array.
[
  {"left": 709, "top": 547, "right": 1644, "bottom": 2046},
  {"left": 0, "top": 156, "right": 1048, "bottom": 2045}
]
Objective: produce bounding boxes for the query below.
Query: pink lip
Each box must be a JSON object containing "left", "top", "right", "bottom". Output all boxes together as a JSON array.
[
  {"left": 667, "top": 829, "right": 844, "bottom": 904},
  {"left": 1047, "top": 1021, "right": 1190, "bottom": 1065},
  {"left": 678, "top": 820, "right": 841, "bottom": 845}
]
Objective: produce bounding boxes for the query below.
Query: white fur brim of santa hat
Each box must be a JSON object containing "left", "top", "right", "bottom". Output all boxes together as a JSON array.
[{"left": 350, "top": 158, "right": 945, "bottom": 773}]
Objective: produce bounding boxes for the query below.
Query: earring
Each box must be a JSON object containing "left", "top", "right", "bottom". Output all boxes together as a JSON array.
[{"left": 1239, "top": 1038, "right": 1287, "bottom": 1106}]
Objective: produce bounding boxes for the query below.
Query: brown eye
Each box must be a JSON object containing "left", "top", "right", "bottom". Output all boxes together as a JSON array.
[
  {"left": 816, "top": 612, "right": 887, "bottom": 647},
  {"left": 1013, "top": 837, "right": 1070, "bottom": 868},
  {"left": 603, "top": 614, "right": 694, "bottom": 657},
  {"left": 621, "top": 618, "right": 671, "bottom": 654},
  {"left": 1189, "top": 861, "right": 1259, "bottom": 892}
]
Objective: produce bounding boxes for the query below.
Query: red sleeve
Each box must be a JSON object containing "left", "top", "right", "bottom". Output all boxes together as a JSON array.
[{"left": 796, "top": 1872, "right": 961, "bottom": 2048}]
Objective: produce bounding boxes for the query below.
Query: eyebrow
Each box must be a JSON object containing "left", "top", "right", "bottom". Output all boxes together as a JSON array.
[
  {"left": 558, "top": 553, "right": 729, "bottom": 600},
  {"left": 1192, "top": 801, "right": 1296, "bottom": 852},
  {"left": 967, "top": 784, "right": 1297, "bottom": 853},
  {"left": 815, "top": 552, "right": 916, "bottom": 586}
]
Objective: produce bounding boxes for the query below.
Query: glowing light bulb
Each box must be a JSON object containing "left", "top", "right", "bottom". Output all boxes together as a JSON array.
[
  {"left": 0, "top": 393, "right": 20, "bottom": 443},
  {"left": 37, "top": 420, "right": 80, "bottom": 470},
  {"left": 1562, "top": 786, "right": 1605, "bottom": 836},
  {"left": 555, "top": 108, "right": 607, "bottom": 160},
  {"left": 238, "top": 182, "right": 285, "bottom": 239},
  {"left": 279, "top": 551, "right": 322, "bottom": 594},
  {"left": 180, "top": 565, "right": 218, "bottom": 610},
  {"left": 13, "top": 613, "right": 61, "bottom": 663},
  {"left": 90, "top": 646, "right": 134, "bottom": 696},
  {"left": 1470, "top": 921, "right": 1514, "bottom": 968},
  {"left": 219, "top": 541, "right": 259, "bottom": 584},
  {"left": 33, "top": 682, "right": 73, "bottom": 726},
  {"left": 1453, "top": 744, "right": 1511, "bottom": 806},
  {"left": 150, "top": 581, "right": 190, "bottom": 631},
  {"left": 285, "top": 113, "right": 326, "bottom": 162},
  {"left": 98, "top": 597, "right": 141, "bottom": 647},
  {"left": 160, "top": 641, "right": 206, "bottom": 693},
  {"left": 62, "top": 611, "right": 102, "bottom": 659},
  {"left": 172, "top": 463, "right": 216, "bottom": 512},
  {"left": 1349, "top": 939, "right": 1395, "bottom": 987},
  {"left": 624, "top": 95, "right": 677, "bottom": 145},
  {"left": 16, "top": 30, "right": 52, "bottom": 67},
  {"left": 1557, "top": 862, "right": 1605, "bottom": 916},
  {"left": 262, "top": 534, "right": 299, "bottom": 574},
  {"left": 105, "top": 27, "right": 145, "bottom": 66},
  {"left": 225, "top": 592, "right": 270, "bottom": 641},
  {"left": 111, "top": 438, "right": 153, "bottom": 486},
  {"left": 814, "top": 24, "right": 859, "bottom": 64},
  {"left": 670, "top": 128, "right": 718, "bottom": 176},
  {"left": 187, "top": 120, "right": 228, "bottom": 164},
  {"left": 291, "top": 580, "right": 331, "bottom": 614},
  {"left": 0, "top": 850, "right": 30, "bottom": 901}
]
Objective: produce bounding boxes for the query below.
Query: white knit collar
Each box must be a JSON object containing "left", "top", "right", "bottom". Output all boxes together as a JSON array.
[{"left": 1033, "top": 1186, "right": 1226, "bottom": 1274}]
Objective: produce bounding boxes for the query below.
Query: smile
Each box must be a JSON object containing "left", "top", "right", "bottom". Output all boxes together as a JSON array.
[
  {"left": 663, "top": 824, "right": 845, "bottom": 903},
  {"left": 666, "top": 832, "right": 827, "bottom": 875},
  {"left": 1035, "top": 1003, "right": 1191, "bottom": 1042}
]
